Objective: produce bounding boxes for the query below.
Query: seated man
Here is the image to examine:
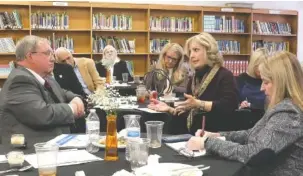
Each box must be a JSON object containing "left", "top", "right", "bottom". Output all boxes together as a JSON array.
[
  {"left": 96, "top": 45, "right": 133, "bottom": 82},
  {"left": 0, "top": 35, "right": 85, "bottom": 139},
  {"left": 55, "top": 47, "right": 104, "bottom": 95}
]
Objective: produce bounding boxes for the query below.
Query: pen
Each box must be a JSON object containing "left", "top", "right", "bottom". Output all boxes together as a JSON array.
[{"left": 200, "top": 115, "right": 205, "bottom": 137}]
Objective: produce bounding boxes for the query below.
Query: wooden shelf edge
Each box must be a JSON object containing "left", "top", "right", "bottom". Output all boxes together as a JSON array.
[
  {"left": 30, "top": 2, "right": 90, "bottom": 8},
  {"left": 252, "top": 9, "right": 298, "bottom": 15},
  {"left": 252, "top": 34, "right": 297, "bottom": 37},
  {"left": 149, "top": 4, "right": 202, "bottom": 11},
  {"left": 203, "top": 6, "right": 252, "bottom": 13},
  {"left": 208, "top": 32, "right": 250, "bottom": 35},
  {"left": 92, "top": 30, "right": 148, "bottom": 33},
  {"left": 0, "top": 76, "right": 8, "bottom": 79},
  {"left": 0, "top": 2, "right": 29, "bottom": 6},
  {"left": 0, "top": 53, "right": 15, "bottom": 55},
  {"left": 31, "top": 29, "right": 90, "bottom": 32},
  {"left": 91, "top": 3, "right": 149, "bottom": 9},
  {"left": 0, "top": 28, "right": 30, "bottom": 31},
  {"left": 149, "top": 31, "right": 200, "bottom": 34}
]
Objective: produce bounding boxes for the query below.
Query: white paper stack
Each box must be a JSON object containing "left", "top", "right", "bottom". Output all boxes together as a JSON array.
[
  {"left": 47, "top": 134, "right": 88, "bottom": 148},
  {"left": 25, "top": 149, "right": 103, "bottom": 168}
]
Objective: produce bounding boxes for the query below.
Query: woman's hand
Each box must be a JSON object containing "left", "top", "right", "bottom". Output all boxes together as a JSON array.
[
  {"left": 175, "top": 93, "right": 200, "bottom": 114},
  {"left": 239, "top": 100, "right": 251, "bottom": 109},
  {"left": 195, "top": 130, "right": 221, "bottom": 138},
  {"left": 187, "top": 136, "right": 207, "bottom": 151},
  {"left": 148, "top": 99, "right": 171, "bottom": 113}
]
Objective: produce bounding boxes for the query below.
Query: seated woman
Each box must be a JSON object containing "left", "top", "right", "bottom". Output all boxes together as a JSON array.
[
  {"left": 187, "top": 51, "right": 303, "bottom": 175},
  {"left": 96, "top": 45, "right": 133, "bottom": 82},
  {"left": 237, "top": 48, "right": 269, "bottom": 110},
  {"left": 148, "top": 32, "right": 239, "bottom": 133},
  {"left": 155, "top": 43, "right": 189, "bottom": 94}
]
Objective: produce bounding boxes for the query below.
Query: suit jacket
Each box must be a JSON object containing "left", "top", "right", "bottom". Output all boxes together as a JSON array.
[
  {"left": 206, "top": 99, "right": 303, "bottom": 176},
  {"left": 96, "top": 60, "right": 133, "bottom": 81},
  {"left": 53, "top": 63, "right": 86, "bottom": 97},
  {"left": 0, "top": 67, "right": 76, "bottom": 139},
  {"left": 75, "top": 57, "right": 104, "bottom": 92}
]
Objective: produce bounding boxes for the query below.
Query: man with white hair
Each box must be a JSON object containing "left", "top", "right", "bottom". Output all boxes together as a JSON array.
[
  {"left": 55, "top": 47, "right": 104, "bottom": 95},
  {"left": 0, "top": 35, "right": 85, "bottom": 139},
  {"left": 96, "top": 45, "right": 133, "bottom": 82}
]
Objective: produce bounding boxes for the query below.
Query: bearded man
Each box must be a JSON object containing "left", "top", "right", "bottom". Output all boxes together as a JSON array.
[{"left": 96, "top": 45, "right": 133, "bottom": 83}]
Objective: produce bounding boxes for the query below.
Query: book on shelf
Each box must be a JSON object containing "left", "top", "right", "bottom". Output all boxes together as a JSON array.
[
  {"left": 0, "top": 10, "right": 23, "bottom": 29},
  {"left": 150, "top": 38, "right": 170, "bottom": 53},
  {"left": 224, "top": 60, "right": 248, "bottom": 76},
  {"left": 0, "top": 37, "right": 16, "bottom": 53},
  {"left": 217, "top": 40, "right": 240, "bottom": 54},
  {"left": 92, "top": 13, "right": 132, "bottom": 30},
  {"left": 253, "top": 21, "right": 291, "bottom": 35},
  {"left": 0, "top": 64, "right": 12, "bottom": 77},
  {"left": 204, "top": 15, "right": 245, "bottom": 33},
  {"left": 47, "top": 33, "right": 74, "bottom": 52},
  {"left": 31, "top": 11, "right": 69, "bottom": 30},
  {"left": 150, "top": 16, "right": 193, "bottom": 32},
  {"left": 252, "top": 40, "right": 289, "bottom": 54},
  {"left": 92, "top": 35, "right": 135, "bottom": 54}
]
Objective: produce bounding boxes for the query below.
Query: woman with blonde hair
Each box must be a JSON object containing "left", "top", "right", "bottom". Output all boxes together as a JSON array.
[
  {"left": 237, "top": 48, "right": 269, "bottom": 110},
  {"left": 187, "top": 51, "right": 303, "bottom": 175},
  {"left": 155, "top": 43, "right": 188, "bottom": 94},
  {"left": 148, "top": 32, "right": 239, "bottom": 133}
]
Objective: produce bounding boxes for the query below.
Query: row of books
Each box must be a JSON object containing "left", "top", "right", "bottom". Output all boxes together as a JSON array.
[
  {"left": 92, "top": 13, "right": 132, "bottom": 30},
  {"left": 217, "top": 40, "right": 240, "bottom": 55},
  {"left": 150, "top": 39, "right": 170, "bottom": 53},
  {"left": 223, "top": 60, "right": 248, "bottom": 76},
  {"left": 253, "top": 21, "right": 291, "bottom": 35},
  {"left": 47, "top": 33, "right": 74, "bottom": 52},
  {"left": 31, "top": 12, "right": 69, "bottom": 29},
  {"left": 252, "top": 40, "right": 289, "bottom": 54},
  {"left": 204, "top": 15, "right": 245, "bottom": 33},
  {"left": 0, "top": 38, "right": 16, "bottom": 53},
  {"left": 149, "top": 16, "right": 194, "bottom": 32},
  {"left": 0, "top": 64, "right": 12, "bottom": 77},
  {"left": 92, "top": 36, "right": 135, "bottom": 54},
  {"left": 0, "top": 11, "right": 23, "bottom": 29}
]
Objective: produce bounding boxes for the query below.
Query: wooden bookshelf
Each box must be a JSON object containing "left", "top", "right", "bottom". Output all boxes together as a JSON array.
[{"left": 0, "top": 1, "right": 298, "bottom": 85}]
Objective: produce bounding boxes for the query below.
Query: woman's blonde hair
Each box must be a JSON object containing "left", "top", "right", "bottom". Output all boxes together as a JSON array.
[
  {"left": 156, "top": 43, "right": 185, "bottom": 84},
  {"left": 184, "top": 32, "right": 224, "bottom": 67},
  {"left": 259, "top": 51, "right": 303, "bottom": 110},
  {"left": 247, "top": 48, "right": 269, "bottom": 78}
]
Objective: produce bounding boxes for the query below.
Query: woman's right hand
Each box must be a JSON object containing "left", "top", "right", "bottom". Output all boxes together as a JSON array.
[
  {"left": 148, "top": 99, "right": 170, "bottom": 112},
  {"left": 239, "top": 100, "right": 250, "bottom": 109},
  {"left": 195, "top": 129, "right": 221, "bottom": 138}
]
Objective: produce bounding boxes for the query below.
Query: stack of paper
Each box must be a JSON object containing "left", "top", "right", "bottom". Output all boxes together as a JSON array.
[
  {"left": 25, "top": 149, "right": 103, "bottom": 168},
  {"left": 47, "top": 134, "right": 88, "bottom": 148},
  {"left": 166, "top": 142, "right": 206, "bottom": 157}
]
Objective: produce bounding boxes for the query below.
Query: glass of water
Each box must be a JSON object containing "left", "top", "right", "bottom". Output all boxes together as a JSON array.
[
  {"left": 129, "top": 138, "right": 150, "bottom": 171},
  {"left": 145, "top": 121, "right": 164, "bottom": 148}
]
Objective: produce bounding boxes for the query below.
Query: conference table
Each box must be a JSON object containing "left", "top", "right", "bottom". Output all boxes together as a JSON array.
[{"left": 0, "top": 135, "right": 248, "bottom": 176}]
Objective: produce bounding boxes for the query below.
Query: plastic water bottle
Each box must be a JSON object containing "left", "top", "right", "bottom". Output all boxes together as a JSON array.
[
  {"left": 86, "top": 109, "right": 100, "bottom": 153},
  {"left": 125, "top": 115, "right": 141, "bottom": 161}
]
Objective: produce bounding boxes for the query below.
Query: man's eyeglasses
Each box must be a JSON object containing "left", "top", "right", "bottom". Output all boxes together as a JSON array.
[{"left": 31, "top": 50, "right": 54, "bottom": 57}]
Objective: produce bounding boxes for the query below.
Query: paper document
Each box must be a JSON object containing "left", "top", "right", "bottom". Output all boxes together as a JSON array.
[
  {"left": 0, "top": 155, "right": 7, "bottom": 163},
  {"left": 25, "top": 149, "right": 103, "bottom": 168},
  {"left": 47, "top": 134, "right": 88, "bottom": 148},
  {"left": 135, "top": 108, "right": 163, "bottom": 113}
]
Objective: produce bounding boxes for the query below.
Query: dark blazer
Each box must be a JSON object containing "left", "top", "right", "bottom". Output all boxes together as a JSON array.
[
  {"left": 53, "top": 63, "right": 86, "bottom": 97},
  {"left": 96, "top": 60, "right": 133, "bottom": 81},
  {"left": 0, "top": 67, "right": 76, "bottom": 139}
]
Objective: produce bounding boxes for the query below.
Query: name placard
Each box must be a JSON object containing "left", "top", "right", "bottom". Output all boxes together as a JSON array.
[
  {"left": 221, "top": 8, "right": 234, "bottom": 12},
  {"left": 269, "top": 10, "right": 280, "bottom": 14},
  {"left": 53, "top": 2, "right": 68, "bottom": 6}
]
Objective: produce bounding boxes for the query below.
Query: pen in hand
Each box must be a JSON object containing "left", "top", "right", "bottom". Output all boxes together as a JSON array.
[{"left": 200, "top": 115, "right": 205, "bottom": 137}]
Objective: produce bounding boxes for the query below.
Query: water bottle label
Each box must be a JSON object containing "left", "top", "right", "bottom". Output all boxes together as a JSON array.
[{"left": 127, "top": 131, "right": 140, "bottom": 137}]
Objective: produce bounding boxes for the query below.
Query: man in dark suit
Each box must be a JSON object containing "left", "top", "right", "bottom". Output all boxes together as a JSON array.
[
  {"left": 96, "top": 45, "right": 133, "bottom": 82},
  {"left": 0, "top": 35, "right": 85, "bottom": 140}
]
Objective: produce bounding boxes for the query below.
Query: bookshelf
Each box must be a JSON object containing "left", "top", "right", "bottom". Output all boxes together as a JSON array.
[{"left": 0, "top": 1, "right": 298, "bottom": 86}]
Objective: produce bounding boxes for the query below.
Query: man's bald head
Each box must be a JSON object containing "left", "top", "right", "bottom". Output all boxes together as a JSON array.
[{"left": 54, "top": 47, "right": 75, "bottom": 66}]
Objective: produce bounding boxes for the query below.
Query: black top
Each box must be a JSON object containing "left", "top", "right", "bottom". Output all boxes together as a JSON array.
[
  {"left": 236, "top": 72, "right": 265, "bottom": 110},
  {"left": 53, "top": 63, "right": 86, "bottom": 97},
  {"left": 96, "top": 60, "right": 133, "bottom": 81},
  {"left": 171, "top": 66, "right": 239, "bottom": 134}
]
